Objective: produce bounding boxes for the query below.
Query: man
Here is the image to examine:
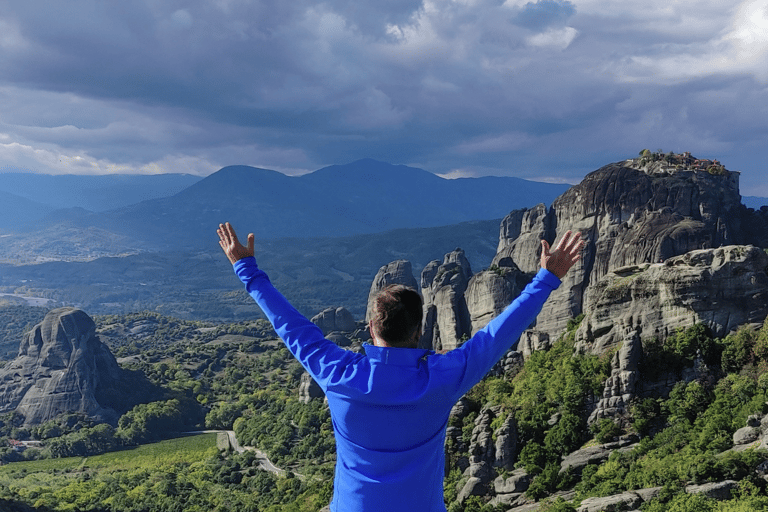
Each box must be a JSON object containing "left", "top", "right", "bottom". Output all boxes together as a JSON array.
[{"left": 217, "top": 222, "right": 583, "bottom": 512}]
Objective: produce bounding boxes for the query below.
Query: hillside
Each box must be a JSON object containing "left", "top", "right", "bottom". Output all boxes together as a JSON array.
[
  {"left": 0, "top": 219, "right": 502, "bottom": 324},
  {"left": 3, "top": 160, "right": 568, "bottom": 253},
  {"left": 0, "top": 172, "right": 200, "bottom": 215}
]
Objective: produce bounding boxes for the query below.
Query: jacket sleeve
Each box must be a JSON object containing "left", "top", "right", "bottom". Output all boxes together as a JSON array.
[
  {"left": 233, "top": 257, "right": 359, "bottom": 391},
  {"left": 448, "top": 268, "right": 561, "bottom": 396}
]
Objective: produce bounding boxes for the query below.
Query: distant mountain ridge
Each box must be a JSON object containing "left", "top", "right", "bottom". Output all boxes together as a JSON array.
[
  {"left": 0, "top": 172, "right": 201, "bottom": 219},
  {"left": 19, "top": 159, "right": 571, "bottom": 248}
]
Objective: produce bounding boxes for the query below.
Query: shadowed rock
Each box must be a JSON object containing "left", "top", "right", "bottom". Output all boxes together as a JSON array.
[{"left": 311, "top": 307, "right": 357, "bottom": 335}]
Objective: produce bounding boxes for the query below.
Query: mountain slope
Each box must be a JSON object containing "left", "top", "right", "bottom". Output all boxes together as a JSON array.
[
  {"left": 47, "top": 159, "right": 569, "bottom": 248},
  {"left": 0, "top": 172, "right": 201, "bottom": 213}
]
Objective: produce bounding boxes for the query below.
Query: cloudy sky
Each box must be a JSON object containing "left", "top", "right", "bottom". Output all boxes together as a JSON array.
[{"left": 1, "top": 0, "right": 767, "bottom": 195}]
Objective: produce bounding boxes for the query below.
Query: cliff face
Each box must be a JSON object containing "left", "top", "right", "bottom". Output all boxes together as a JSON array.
[
  {"left": 496, "top": 162, "right": 763, "bottom": 342},
  {"left": 420, "top": 249, "right": 474, "bottom": 351},
  {"left": 576, "top": 245, "right": 768, "bottom": 355},
  {"left": 0, "top": 308, "right": 126, "bottom": 425}
]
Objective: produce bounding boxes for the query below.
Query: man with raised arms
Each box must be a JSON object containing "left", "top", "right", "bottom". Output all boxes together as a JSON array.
[{"left": 217, "top": 222, "right": 583, "bottom": 512}]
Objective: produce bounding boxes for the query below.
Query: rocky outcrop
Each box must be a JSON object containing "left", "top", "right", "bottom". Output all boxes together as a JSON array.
[
  {"left": 577, "top": 492, "right": 643, "bottom": 512},
  {"left": 0, "top": 308, "right": 126, "bottom": 425},
  {"left": 493, "top": 203, "right": 550, "bottom": 275},
  {"left": 576, "top": 245, "right": 768, "bottom": 355},
  {"left": 365, "top": 260, "right": 418, "bottom": 324},
  {"left": 455, "top": 405, "right": 521, "bottom": 504},
  {"left": 494, "top": 161, "right": 761, "bottom": 342},
  {"left": 559, "top": 437, "right": 637, "bottom": 474},
  {"left": 298, "top": 372, "right": 324, "bottom": 403},
  {"left": 420, "top": 249, "right": 473, "bottom": 351},
  {"left": 465, "top": 265, "right": 526, "bottom": 335},
  {"left": 588, "top": 330, "right": 642, "bottom": 426},
  {"left": 310, "top": 307, "right": 357, "bottom": 335}
]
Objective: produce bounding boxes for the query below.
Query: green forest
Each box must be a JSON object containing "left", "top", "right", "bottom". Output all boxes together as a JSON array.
[{"left": 2, "top": 305, "right": 768, "bottom": 511}]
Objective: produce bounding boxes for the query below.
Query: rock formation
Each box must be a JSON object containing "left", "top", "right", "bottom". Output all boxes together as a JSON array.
[
  {"left": 493, "top": 160, "right": 766, "bottom": 342},
  {"left": 420, "top": 249, "right": 473, "bottom": 351},
  {"left": 310, "top": 307, "right": 357, "bottom": 335},
  {"left": 365, "top": 260, "right": 418, "bottom": 324},
  {"left": 587, "top": 329, "right": 642, "bottom": 426},
  {"left": 298, "top": 372, "right": 324, "bottom": 403},
  {"left": 576, "top": 245, "right": 768, "bottom": 355},
  {"left": 0, "top": 308, "right": 127, "bottom": 425},
  {"left": 465, "top": 264, "right": 526, "bottom": 335}
]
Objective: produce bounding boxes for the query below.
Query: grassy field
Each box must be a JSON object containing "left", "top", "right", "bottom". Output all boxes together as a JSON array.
[{"left": 0, "top": 434, "right": 217, "bottom": 494}]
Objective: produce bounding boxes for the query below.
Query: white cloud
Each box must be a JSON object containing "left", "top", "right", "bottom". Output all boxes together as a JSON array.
[
  {"left": 454, "top": 132, "right": 532, "bottom": 153},
  {"left": 526, "top": 26, "right": 578, "bottom": 49}
]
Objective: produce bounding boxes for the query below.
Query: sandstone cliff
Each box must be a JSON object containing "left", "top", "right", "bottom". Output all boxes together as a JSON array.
[{"left": 0, "top": 308, "right": 131, "bottom": 425}]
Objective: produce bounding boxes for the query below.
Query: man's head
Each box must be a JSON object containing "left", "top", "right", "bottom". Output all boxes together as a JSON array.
[{"left": 369, "top": 284, "right": 423, "bottom": 348}]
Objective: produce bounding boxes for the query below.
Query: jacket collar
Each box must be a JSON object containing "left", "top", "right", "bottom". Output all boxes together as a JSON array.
[{"left": 363, "top": 344, "right": 432, "bottom": 365}]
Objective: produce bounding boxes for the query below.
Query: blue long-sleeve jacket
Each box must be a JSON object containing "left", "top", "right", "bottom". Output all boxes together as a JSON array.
[{"left": 233, "top": 257, "right": 560, "bottom": 512}]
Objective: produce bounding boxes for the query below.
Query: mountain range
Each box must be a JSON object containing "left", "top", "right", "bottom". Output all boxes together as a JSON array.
[{"left": 1, "top": 159, "right": 570, "bottom": 253}]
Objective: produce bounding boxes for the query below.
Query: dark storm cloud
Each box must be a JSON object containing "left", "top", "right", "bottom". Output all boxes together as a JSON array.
[{"left": 0, "top": 0, "right": 766, "bottom": 195}]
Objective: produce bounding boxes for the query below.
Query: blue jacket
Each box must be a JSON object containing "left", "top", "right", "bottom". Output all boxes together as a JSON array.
[{"left": 234, "top": 257, "right": 560, "bottom": 511}]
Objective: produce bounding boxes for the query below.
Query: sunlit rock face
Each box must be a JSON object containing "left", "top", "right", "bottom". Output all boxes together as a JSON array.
[
  {"left": 497, "top": 161, "right": 763, "bottom": 342},
  {"left": 0, "top": 307, "right": 125, "bottom": 425},
  {"left": 420, "top": 249, "right": 473, "bottom": 351},
  {"left": 576, "top": 245, "right": 768, "bottom": 355}
]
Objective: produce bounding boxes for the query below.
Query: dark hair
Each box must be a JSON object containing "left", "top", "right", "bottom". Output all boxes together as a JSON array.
[{"left": 370, "top": 284, "right": 423, "bottom": 348}]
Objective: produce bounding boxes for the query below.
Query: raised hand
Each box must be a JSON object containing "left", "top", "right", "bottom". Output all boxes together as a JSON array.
[
  {"left": 217, "top": 222, "right": 255, "bottom": 264},
  {"left": 540, "top": 230, "right": 584, "bottom": 279}
]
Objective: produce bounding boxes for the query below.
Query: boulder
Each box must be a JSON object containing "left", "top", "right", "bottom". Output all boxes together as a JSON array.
[
  {"left": 577, "top": 492, "right": 642, "bottom": 512},
  {"left": 685, "top": 480, "right": 738, "bottom": 500},
  {"left": 560, "top": 438, "right": 637, "bottom": 474},
  {"left": 310, "top": 307, "right": 357, "bottom": 335},
  {"left": 456, "top": 477, "right": 486, "bottom": 504},
  {"left": 493, "top": 469, "right": 531, "bottom": 494},
  {"left": 733, "top": 426, "right": 761, "bottom": 446},
  {"left": 298, "top": 372, "right": 324, "bottom": 403}
]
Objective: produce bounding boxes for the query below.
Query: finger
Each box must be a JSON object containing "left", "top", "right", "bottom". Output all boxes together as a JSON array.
[
  {"left": 225, "top": 222, "right": 239, "bottom": 244},
  {"left": 554, "top": 230, "right": 573, "bottom": 251},
  {"left": 541, "top": 239, "right": 551, "bottom": 256},
  {"left": 565, "top": 232, "right": 583, "bottom": 254},
  {"left": 218, "top": 223, "right": 230, "bottom": 243},
  {"left": 247, "top": 233, "right": 255, "bottom": 254}
]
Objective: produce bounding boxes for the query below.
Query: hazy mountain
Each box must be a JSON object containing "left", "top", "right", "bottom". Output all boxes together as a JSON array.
[
  {"left": 38, "top": 159, "right": 569, "bottom": 248},
  {"left": 0, "top": 172, "right": 201, "bottom": 216},
  {"left": 743, "top": 195, "right": 768, "bottom": 209},
  {"left": 0, "top": 190, "right": 55, "bottom": 230}
]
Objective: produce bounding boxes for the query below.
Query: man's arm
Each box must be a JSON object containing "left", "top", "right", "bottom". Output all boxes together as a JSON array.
[{"left": 217, "top": 223, "right": 356, "bottom": 390}]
